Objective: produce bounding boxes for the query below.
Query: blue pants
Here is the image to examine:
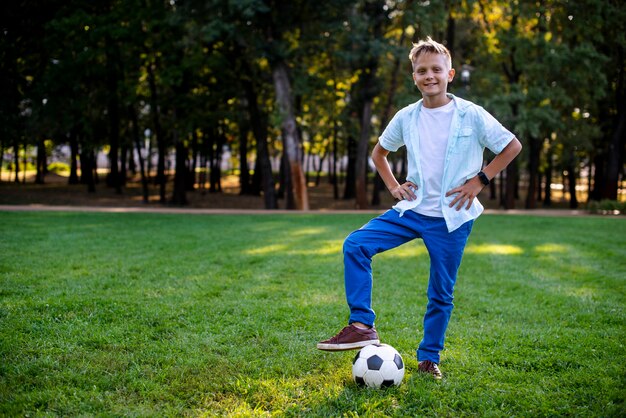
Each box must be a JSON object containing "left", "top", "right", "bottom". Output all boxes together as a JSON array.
[{"left": 343, "top": 209, "right": 473, "bottom": 363}]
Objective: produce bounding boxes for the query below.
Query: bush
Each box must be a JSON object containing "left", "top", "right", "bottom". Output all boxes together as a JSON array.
[
  {"left": 587, "top": 199, "right": 626, "bottom": 215},
  {"left": 47, "top": 162, "right": 70, "bottom": 174}
]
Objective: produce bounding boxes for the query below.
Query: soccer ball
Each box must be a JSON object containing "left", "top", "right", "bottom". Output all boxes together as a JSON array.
[{"left": 352, "top": 343, "right": 405, "bottom": 388}]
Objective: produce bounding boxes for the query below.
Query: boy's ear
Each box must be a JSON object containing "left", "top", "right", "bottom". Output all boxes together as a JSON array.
[{"left": 448, "top": 68, "right": 455, "bottom": 82}]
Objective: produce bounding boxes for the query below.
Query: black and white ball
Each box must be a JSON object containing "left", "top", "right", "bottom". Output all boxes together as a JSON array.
[{"left": 352, "top": 343, "right": 405, "bottom": 388}]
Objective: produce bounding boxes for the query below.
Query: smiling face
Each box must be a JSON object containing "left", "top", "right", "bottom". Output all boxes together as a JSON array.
[{"left": 412, "top": 52, "right": 455, "bottom": 108}]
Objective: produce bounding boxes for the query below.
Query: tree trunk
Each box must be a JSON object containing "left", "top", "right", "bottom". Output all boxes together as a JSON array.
[
  {"left": 105, "top": 37, "right": 122, "bottom": 194},
  {"left": 332, "top": 119, "right": 339, "bottom": 200},
  {"left": 499, "top": 171, "right": 505, "bottom": 207},
  {"left": 271, "top": 61, "right": 308, "bottom": 210},
  {"left": 79, "top": 141, "right": 96, "bottom": 193},
  {"left": 0, "top": 140, "right": 4, "bottom": 182},
  {"left": 603, "top": 107, "right": 625, "bottom": 200},
  {"left": 22, "top": 142, "right": 27, "bottom": 183},
  {"left": 567, "top": 150, "right": 578, "bottom": 209},
  {"left": 68, "top": 128, "right": 79, "bottom": 185},
  {"left": 210, "top": 133, "right": 224, "bottom": 193},
  {"left": 355, "top": 0, "right": 385, "bottom": 209},
  {"left": 35, "top": 137, "right": 46, "bottom": 184},
  {"left": 506, "top": 162, "right": 518, "bottom": 208},
  {"left": 372, "top": 35, "right": 405, "bottom": 206},
  {"left": 315, "top": 147, "right": 328, "bottom": 187},
  {"left": 147, "top": 60, "right": 166, "bottom": 203},
  {"left": 602, "top": 44, "right": 625, "bottom": 200},
  {"left": 501, "top": 13, "right": 521, "bottom": 209},
  {"left": 280, "top": 149, "right": 296, "bottom": 209},
  {"left": 245, "top": 81, "right": 275, "bottom": 207},
  {"left": 188, "top": 130, "right": 198, "bottom": 191},
  {"left": 129, "top": 105, "right": 149, "bottom": 203},
  {"left": 504, "top": 100, "right": 519, "bottom": 209},
  {"left": 120, "top": 143, "right": 128, "bottom": 186},
  {"left": 344, "top": 136, "right": 357, "bottom": 200},
  {"left": 590, "top": 153, "right": 605, "bottom": 201},
  {"left": 488, "top": 157, "right": 497, "bottom": 199},
  {"left": 13, "top": 140, "right": 19, "bottom": 183},
  {"left": 543, "top": 146, "right": 553, "bottom": 207},
  {"left": 355, "top": 100, "right": 373, "bottom": 209},
  {"left": 171, "top": 131, "right": 188, "bottom": 205},
  {"left": 238, "top": 116, "right": 252, "bottom": 195},
  {"left": 525, "top": 136, "right": 540, "bottom": 209}
]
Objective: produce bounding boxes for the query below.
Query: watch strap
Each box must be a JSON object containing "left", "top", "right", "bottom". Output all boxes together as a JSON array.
[{"left": 477, "top": 171, "right": 490, "bottom": 186}]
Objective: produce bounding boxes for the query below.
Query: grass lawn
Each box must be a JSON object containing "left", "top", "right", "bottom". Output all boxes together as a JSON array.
[{"left": 0, "top": 211, "right": 624, "bottom": 416}]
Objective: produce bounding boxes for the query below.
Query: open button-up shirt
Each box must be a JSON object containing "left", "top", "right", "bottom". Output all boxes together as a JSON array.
[{"left": 379, "top": 94, "right": 515, "bottom": 232}]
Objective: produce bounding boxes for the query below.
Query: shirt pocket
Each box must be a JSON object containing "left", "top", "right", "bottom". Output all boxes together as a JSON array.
[{"left": 451, "top": 127, "right": 474, "bottom": 154}]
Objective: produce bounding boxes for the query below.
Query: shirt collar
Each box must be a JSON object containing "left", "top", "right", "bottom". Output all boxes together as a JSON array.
[{"left": 414, "top": 93, "right": 471, "bottom": 115}]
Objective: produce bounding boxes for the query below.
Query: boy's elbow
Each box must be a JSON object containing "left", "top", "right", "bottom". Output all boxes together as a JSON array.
[
  {"left": 510, "top": 137, "right": 522, "bottom": 155},
  {"left": 371, "top": 143, "right": 389, "bottom": 159}
]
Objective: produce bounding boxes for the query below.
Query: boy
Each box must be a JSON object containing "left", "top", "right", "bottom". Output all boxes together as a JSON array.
[{"left": 317, "top": 37, "right": 522, "bottom": 380}]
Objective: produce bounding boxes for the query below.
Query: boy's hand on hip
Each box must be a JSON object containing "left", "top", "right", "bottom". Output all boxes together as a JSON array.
[
  {"left": 391, "top": 182, "right": 417, "bottom": 201},
  {"left": 446, "top": 177, "right": 484, "bottom": 211}
]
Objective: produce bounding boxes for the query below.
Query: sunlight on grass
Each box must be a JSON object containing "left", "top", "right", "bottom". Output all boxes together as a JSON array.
[
  {"left": 245, "top": 244, "right": 289, "bottom": 255},
  {"left": 245, "top": 241, "right": 343, "bottom": 256},
  {"left": 464, "top": 243, "right": 523, "bottom": 255},
  {"left": 296, "top": 291, "right": 343, "bottom": 306},
  {"left": 197, "top": 372, "right": 357, "bottom": 416},
  {"left": 290, "top": 241, "right": 343, "bottom": 256},
  {"left": 534, "top": 243, "right": 568, "bottom": 253},
  {"left": 565, "top": 286, "right": 598, "bottom": 300},
  {"left": 379, "top": 242, "right": 428, "bottom": 259},
  {"left": 289, "top": 227, "right": 329, "bottom": 236}
]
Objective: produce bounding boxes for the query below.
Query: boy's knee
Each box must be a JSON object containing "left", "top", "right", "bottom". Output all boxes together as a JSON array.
[
  {"left": 343, "top": 234, "right": 359, "bottom": 254},
  {"left": 343, "top": 232, "right": 368, "bottom": 257},
  {"left": 428, "top": 294, "right": 454, "bottom": 309}
]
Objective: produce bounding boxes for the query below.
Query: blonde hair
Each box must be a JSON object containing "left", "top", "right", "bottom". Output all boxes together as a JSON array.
[{"left": 409, "top": 36, "right": 452, "bottom": 70}]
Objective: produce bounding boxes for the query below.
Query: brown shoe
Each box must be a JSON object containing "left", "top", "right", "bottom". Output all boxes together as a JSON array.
[
  {"left": 418, "top": 360, "right": 442, "bottom": 380},
  {"left": 317, "top": 324, "right": 380, "bottom": 351}
]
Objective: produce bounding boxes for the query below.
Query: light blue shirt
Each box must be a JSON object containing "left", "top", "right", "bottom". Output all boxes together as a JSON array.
[{"left": 379, "top": 94, "right": 515, "bottom": 232}]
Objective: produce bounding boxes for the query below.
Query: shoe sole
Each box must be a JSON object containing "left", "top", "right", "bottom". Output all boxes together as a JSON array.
[{"left": 316, "top": 339, "right": 380, "bottom": 351}]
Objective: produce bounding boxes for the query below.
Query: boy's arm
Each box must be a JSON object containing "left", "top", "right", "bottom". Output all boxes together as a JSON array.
[
  {"left": 446, "top": 137, "right": 523, "bottom": 210},
  {"left": 372, "top": 142, "right": 417, "bottom": 201}
]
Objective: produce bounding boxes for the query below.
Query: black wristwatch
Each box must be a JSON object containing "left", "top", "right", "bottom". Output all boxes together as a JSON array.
[{"left": 477, "top": 171, "right": 490, "bottom": 186}]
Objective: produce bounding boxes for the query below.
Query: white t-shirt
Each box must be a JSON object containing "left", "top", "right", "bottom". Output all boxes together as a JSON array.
[{"left": 414, "top": 99, "right": 455, "bottom": 217}]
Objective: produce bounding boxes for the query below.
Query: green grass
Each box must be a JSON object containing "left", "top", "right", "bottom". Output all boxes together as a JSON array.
[{"left": 0, "top": 211, "right": 624, "bottom": 417}]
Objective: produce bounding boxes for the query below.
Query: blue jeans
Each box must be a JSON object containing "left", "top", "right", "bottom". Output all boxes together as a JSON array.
[{"left": 343, "top": 209, "right": 473, "bottom": 363}]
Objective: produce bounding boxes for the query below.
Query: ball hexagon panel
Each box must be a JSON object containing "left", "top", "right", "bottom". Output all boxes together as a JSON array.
[
  {"left": 366, "top": 354, "right": 384, "bottom": 371},
  {"left": 394, "top": 353, "right": 404, "bottom": 370}
]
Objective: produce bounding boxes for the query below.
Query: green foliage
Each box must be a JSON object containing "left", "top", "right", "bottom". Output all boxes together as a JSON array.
[
  {"left": 0, "top": 212, "right": 624, "bottom": 416},
  {"left": 46, "top": 162, "right": 69, "bottom": 174},
  {"left": 587, "top": 200, "right": 626, "bottom": 215},
  {"left": 1, "top": 0, "right": 624, "bottom": 203}
]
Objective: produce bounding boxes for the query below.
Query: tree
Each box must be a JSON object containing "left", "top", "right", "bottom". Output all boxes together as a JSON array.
[
  {"left": 591, "top": 0, "right": 626, "bottom": 201},
  {"left": 352, "top": 0, "right": 387, "bottom": 210}
]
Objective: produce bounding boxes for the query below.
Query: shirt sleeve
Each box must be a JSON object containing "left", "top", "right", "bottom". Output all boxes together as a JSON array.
[
  {"left": 478, "top": 107, "right": 515, "bottom": 154},
  {"left": 378, "top": 109, "right": 405, "bottom": 152}
]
